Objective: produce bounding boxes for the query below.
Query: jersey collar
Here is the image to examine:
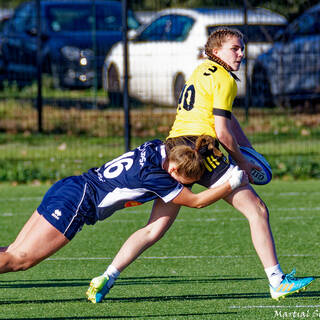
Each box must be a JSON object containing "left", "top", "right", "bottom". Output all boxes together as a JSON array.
[
  {"left": 207, "top": 56, "right": 240, "bottom": 82},
  {"left": 159, "top": 144, "right": 167, "bottom": 169}
]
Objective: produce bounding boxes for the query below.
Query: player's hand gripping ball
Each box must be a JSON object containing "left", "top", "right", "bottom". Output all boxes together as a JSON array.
[{"left": 228, "top": 146, "right": 272, "bottom": 185}]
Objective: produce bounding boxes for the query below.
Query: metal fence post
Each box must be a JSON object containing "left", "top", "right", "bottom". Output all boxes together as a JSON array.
[
  {"left": 244, "top": 0, "right": 249, "bottom": 122},
  {"left": 36, "top": 0, "right": 43, "bottom": 133},
  {"left": 122, "top": 0, "right": 130, "bottom": 151}
]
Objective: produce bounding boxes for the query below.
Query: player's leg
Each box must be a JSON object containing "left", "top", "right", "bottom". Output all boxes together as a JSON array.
[
  {"left": 224, "top": 184, "right": 278, "bottom": 269},
  {"left": 224, "top": 185, "right": 314, "bottom": 299},
  {"left": 0, "top": 210, "right": 69, "bottom": 273},
  {"left": 113, "top": 198, "right": 180, "bottom": 271},
  {"left": 87, "top": 199, "right": 181, "bottom": 303},
  {"left": 4, "top": 208, "right": 44, "bottom": 252}
]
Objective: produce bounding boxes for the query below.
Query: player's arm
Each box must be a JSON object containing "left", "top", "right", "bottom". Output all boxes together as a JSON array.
[
  {"left": 215, "top": 114, "right": 259, "bottom": 181},
  {"left": 171, "top": 168, "right": 248, "bottom": 208},
  {"left": 215, "top": 114, "right": 247, "bottom": 165},
  {"left": 230, "top": 113, "right": 252, "bottom": 148}
]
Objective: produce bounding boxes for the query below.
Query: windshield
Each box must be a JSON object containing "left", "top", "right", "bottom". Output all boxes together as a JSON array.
[
  {"left": 47, "top": 4, "right": 139, "bottom": 32},
  {"left": 136, "top": 14, "right": 194, "bottom": 42}
]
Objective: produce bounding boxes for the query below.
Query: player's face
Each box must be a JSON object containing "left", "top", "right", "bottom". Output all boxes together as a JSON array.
[
  {"left": 167, "top": 162, "right": 197, "bottom": 185},
  {"left": 213, "top": 36, "right": 245, "bottom": 71}
]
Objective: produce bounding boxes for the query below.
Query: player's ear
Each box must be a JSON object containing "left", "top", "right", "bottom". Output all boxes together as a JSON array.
[
  {"left": 169, "top": 167, "right": 176, "bottom": 175},
  {"left": 168, "top": 162, "right": 177, "bottom": 175},
  {"left": 212, "top": 48, "right": 219, "bottom": 55}
]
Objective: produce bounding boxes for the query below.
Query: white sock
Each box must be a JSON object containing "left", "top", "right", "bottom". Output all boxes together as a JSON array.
[
  {"left": 265, "top": 264, "right": 285, "bottom": 288},
  {"left": 103, "top": 265, "right": 120, "bottom": 288}
]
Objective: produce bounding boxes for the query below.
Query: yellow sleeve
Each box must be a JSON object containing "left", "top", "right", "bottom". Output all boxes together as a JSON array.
[{"left": 212, "top": 69, "right": 237, "bottom": 118}]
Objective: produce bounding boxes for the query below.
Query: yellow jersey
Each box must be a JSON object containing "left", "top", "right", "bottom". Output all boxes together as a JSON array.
[{"left": 168, "top": 59, "right": 237, "bottom": 139}]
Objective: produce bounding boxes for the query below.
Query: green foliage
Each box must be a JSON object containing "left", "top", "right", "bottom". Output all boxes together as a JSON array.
[
  {"left": 0, "top": 101, "right": 319, "bottom": 182},
  {"left": 0, "top": 159, "right": 81, "bottom": 183},
  {"left": 0, "top": 133, "right": 127, "bottom": 183},
  {"left": 269, "top": 156, "right": 320, "bottom": 180},
  {"left": 0, "top": 131, "right": 319, "bottom": 183}
]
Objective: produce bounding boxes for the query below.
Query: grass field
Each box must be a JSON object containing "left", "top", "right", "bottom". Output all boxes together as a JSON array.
[{"left": 1, "top": 180, "right": 319, "bottom": 319}]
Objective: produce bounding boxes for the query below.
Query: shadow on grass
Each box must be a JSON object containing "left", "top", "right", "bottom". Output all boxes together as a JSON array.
[
  {"left": 0, "top": 275, "right": 263, "bottom": 290},
  {"left": 1, "top": 275, "right": 318, "bottom": 306},
  {"left": 1, "top": 289, "right": 319, "bottom": 306}
]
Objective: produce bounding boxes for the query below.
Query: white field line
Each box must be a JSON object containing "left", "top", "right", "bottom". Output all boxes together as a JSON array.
[
  {"left": 0, "top": 197, "right": 42, "bottom": 202},
  {"left": 229, "top": 305, "right": 320, "bottom": 309},
  {"left": 46, "top": 253, "right": 316, "bottom": 261}
]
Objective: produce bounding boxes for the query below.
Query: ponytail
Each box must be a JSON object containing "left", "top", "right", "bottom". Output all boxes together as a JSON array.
[
  {"left": 165, "top": 135, "right": 219, "bottom": 182},
  {"left": 195, "top": 135, "right": 222, "bottom": 158}
]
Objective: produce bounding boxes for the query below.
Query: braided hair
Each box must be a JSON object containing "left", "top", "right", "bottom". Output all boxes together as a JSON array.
[{"left": 165, "top": 135, "right": 218, "bottom": 181}]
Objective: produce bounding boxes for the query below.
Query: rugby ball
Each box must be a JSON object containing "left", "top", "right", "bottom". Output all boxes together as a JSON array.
[{"left": 228, "top": 146, "right": 272, "bottom": 185}]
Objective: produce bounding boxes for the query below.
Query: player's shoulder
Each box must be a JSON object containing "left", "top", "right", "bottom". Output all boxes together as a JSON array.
[
  {"left": 136, "top": 139, "right": 163, "bottom": 152},
  {"left": 135, "top": 139, "right": 164, "bottom": 166},
  {"left": 194, "top": 59, "right": 231, "bottom": 80}
]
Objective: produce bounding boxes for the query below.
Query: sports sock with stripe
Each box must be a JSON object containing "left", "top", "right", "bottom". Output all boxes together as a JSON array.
[{"left": 265, "top": 264, "right": 285, "bottom": 288}]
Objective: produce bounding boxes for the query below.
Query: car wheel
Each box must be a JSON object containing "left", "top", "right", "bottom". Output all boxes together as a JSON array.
[
  {"left": 107, "top": 64, "right": 122, "bottom": 105},
  {"left": 173, "top": 73, "right": 185, "bottom": 106},
  {"left": 251, "top": 64, "right": 275, "bottom": 108}
]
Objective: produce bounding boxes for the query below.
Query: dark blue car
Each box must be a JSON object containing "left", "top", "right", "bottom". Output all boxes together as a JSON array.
[{"left": 0, "top": 0, "right": 140, "bottom": 88}]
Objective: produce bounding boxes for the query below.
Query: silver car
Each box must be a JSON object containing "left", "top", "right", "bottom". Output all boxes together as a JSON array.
[{"left": 251, "top": 3, "right": 320, "bottom": 108}]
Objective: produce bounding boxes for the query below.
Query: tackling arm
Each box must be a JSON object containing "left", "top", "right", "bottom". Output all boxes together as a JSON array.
[{"left": 171, "top": 168, "right": 248, "bottom": 208}]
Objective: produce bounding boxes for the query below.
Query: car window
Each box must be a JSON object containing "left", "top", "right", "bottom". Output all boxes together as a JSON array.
[
  {"left": 47, "top": 4, "right": 123, "bottom": 32},
  {"left": 136, "top": 14, "right": 194, "bottom": 42},
  {"left": 287, "top": 11, "right": 320, "bottom": 36},
  {"left": 7, "top": 3, "right": 33, "bottom": 33},
  {"left": 207, "top": 24, "right": 286, "bottom": 42},
  {"left": 127, "top": 10, "right": 140, "bottom": 30}
]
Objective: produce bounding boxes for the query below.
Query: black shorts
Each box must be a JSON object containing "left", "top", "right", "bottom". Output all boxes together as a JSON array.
[{"left": 165, "top": 136, "right": 230, "bottom": 188}]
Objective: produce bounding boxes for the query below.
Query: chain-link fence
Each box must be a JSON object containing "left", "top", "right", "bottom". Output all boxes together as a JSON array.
[{"left": 0, "top": 0, "right": 319, "bottom": 182}]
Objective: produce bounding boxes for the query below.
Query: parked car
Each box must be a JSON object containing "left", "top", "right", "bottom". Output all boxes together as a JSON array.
[
  {"left": 103, "top": 7, "right": 287, "bottom": 106},
  {"left": 0, "top": 9, "right": 13, "bottom": 86},
  {"left": 0, "top": 0, "right": 140, "bottom": 89},
  {"left": 251, "top": 3, "right": 320, "bottom": 107},
  {"left": 0, "top": 8, "right": 12, "bottom": 27}
]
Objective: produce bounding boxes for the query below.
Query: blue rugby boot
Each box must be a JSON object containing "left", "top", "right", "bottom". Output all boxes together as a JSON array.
[
  {"left": 270, "top": 269, "right": 314, "bottom": 300},
  {"left": 86, "top": 275, "right": 111, "bottom": 303}
]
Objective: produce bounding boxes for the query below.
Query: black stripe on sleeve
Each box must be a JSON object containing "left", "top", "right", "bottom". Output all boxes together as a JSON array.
[{"left": 213, "top": 108, "right": 231, "bottom": 119}]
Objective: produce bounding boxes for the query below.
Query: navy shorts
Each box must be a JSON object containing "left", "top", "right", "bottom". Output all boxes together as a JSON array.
[{"left": 37, "top": 175, "right": 96, "bottom": 240}]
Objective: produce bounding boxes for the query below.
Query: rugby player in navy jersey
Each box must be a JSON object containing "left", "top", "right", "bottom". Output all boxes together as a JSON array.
[{"left": 0, "top": 136, "right": 247, "bottom": 286}]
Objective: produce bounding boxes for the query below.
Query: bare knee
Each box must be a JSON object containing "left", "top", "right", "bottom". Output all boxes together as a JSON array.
[
  {"left": 144, "top": 222, "right": 170, "bottom": 245},
  {"left": 0, "top": 251, "right": 37, "bottom": 272},
  {"left": 249, "top": 199, "right": 270, "bottom": 222}
]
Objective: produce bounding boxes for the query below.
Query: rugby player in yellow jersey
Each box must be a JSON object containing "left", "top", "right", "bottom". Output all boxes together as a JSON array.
[
  {"left": 166, "top": 27, "right": 314, "bottom": 299},
  {"left": 87, "top": 27, "right": 314, "bottom": 302}
]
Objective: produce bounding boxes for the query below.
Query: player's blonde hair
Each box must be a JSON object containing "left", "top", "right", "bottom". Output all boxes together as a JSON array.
[
  {"left": 205, "top": 26, "right": 244, "bottom": 59},
  {"left": 165, "top": 135, "right": 218, "bottom": 181}
]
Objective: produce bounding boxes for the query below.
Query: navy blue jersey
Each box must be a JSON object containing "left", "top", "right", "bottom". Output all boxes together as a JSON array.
[{"left": 82, "top": 139, "right": 183, "bottom": 221}]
